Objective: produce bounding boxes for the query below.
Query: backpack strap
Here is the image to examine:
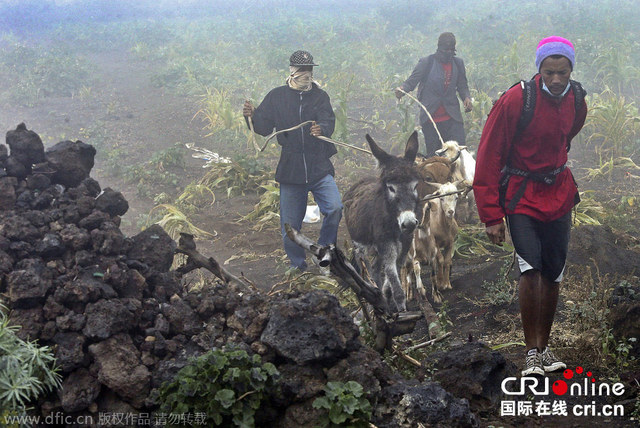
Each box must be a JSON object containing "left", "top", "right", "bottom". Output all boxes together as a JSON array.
[
  {"left": 514, "top": 78, "right": 537, "bottom": 142},
  {"left": 567, "top": 79, "right": 587, "bottom": 152}
]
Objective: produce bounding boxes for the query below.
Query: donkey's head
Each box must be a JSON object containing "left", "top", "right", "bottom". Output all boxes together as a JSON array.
[{"left": 365, "top": 131, "right": 421, "bottom": 235}]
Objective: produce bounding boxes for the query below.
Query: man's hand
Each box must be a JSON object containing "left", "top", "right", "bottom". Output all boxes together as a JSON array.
[
  {"left": 463, "top": 97, "right": 473, "bottom": 112},
  {"left": 485, "top": 221, "right": 505, "bottom": 246},
  {"left": 310, "top": 121, "right": 322, "bottom": 137},
  {"left": 395, "top": 87, "right": 405, "bottom": 100},
  {"left": 243, "top": 100, "right": 254, "bottom": 117}
]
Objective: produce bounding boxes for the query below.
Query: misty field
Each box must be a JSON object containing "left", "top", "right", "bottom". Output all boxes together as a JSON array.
[{"left": 0, "top": 0, "right": 639, "bottom": 426}]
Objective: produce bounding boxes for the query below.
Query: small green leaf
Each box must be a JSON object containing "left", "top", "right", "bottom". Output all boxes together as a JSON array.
[{"left": 215, "top": 389, "right": 236, "bottom": 408}]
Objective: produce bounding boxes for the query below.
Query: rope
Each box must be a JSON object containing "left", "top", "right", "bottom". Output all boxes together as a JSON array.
[
  {"left": 395, "top": 87, "right": 445, "bottom": 148},
  {"left": 259, "top": 120, "right": 372, "bottom": 154},
  {"left": 317, "top": 135, "right": 372, "bottom": 154},
  {"left": 421, "top": 188, "right": 467, "bottom": 201},
  {"left": 246, "top": 107, "right": 261, "bottom": 154}
]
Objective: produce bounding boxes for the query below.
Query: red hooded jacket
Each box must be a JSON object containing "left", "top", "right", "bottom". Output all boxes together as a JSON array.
[{"left": 473, "top": 74, "right": 588, "bottom": 226}]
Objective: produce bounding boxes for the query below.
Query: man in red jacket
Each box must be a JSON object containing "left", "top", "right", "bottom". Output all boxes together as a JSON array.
[{"left": 473, "top": 36, "right": 587, "bottom": 376}]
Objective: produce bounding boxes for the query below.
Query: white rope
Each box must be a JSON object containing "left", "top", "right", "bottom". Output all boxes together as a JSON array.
[
  {"left": 259, "top": 120, "right": 372, "bottom": 154},
  {"left": 395, "top": 87, "right": 445, "bottom": 147}
]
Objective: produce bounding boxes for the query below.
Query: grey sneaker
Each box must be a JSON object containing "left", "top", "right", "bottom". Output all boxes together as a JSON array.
[
  {"left": 522, "top": 348, "right": 544, "bottom": 376},
  {"left": 541, "top": 347, "right": 566, "bottom": 372}
]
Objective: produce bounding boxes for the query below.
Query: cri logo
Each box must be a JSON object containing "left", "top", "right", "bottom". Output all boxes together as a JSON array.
[{"left": 502, "top": 366, "right": 625, "bottom": 397}]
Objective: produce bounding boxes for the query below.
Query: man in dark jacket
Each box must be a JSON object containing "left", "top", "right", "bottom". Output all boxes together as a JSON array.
[
  {"left": 396, "top": 32, "right": 473, "bottom": 156},
  {"left": 473, "top": 36, "right": 587, "bottom": 377},
  {"left": 243, "top": 50, "right": 342, "bottom": 272}
]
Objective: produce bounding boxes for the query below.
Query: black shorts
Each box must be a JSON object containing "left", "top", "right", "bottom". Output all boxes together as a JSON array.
[{"left": 506, "top": 212, "right": 572, "bottom": 282}]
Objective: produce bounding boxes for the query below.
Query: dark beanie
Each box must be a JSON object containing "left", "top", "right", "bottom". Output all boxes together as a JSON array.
[{"left": 438, "top": 32, "right": 456, "bottom": 48}]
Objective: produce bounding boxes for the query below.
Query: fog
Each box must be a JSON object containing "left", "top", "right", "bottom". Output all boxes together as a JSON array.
[{"left": 0, "top": 0, "right": 638, "bottom": 232}]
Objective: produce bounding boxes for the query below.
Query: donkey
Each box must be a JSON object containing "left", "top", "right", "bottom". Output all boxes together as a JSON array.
[{"left": 343, "top": 131, "right": 422, "bottom": 313}]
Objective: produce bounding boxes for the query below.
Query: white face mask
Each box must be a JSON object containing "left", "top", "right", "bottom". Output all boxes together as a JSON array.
[
  {"left": 542, "top": 80, "right": 571, "bottom": 98},
  {"left": 286, "top": 66, "right": 313, "bottom": 91}
]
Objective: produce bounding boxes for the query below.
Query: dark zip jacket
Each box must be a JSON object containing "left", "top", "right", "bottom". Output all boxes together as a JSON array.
[
  {"left": 248, "top": 83, "right": 336, "bottom": 185},
  {"left": 400, "top": 54, "right": 471, "bottom": 125}
]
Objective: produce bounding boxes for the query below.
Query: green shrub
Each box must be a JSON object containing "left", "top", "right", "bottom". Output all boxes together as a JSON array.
[
  {"left": 312, "top": 381, "right": 372, "bottom": 428},
  {"left": 0, "top": 304, "right": 62, "bottom": 414},
  {"left": 157, "top": 345, "right": 279, "bottom": 428}
]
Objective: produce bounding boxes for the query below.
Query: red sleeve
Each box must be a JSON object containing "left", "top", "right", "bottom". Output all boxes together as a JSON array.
[
  {"left": 472, "top": 86, "right": 522, "bottom": 226},
  {"left": 569, "top": 98, "right": 588, "bottom": 142}
]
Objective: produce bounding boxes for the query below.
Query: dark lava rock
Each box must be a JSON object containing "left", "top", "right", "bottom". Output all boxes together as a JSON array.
[
  {"left": 60, "top": 368, "right": 101, "bottom": 413},
  {"left": 83, "top": 299, "right": 135, "bottom": 340},
  {"left": 6, "top": 122, "right": 45, "bottom": 168},
  {"left": 88, "top": 334, "right": 151, "bottom": 408},
  {"left": 95, "top": 187, "right": 129, "bottom": 217},
  {"left": 45, "top": 139, "right": 96, "bottom": 187},
  {"left": 127, "top": 224, "right": 176, "bottom": 273},
  {"left": 373, "top": 380, "right": 478, "bottom": 427},
  {"left": 53, "top": 332, "right": 88, "bottom": 373},
  {"left": 429, "top": 342, "right": 518, "bottom": 413},
  {"left": 261, "top": 290, "right": 360, "bottom": 365}
]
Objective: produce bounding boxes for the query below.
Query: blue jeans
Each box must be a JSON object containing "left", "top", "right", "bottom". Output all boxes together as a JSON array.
[{"left": 279, "top": 174, "right": 343, "bottom": 270}]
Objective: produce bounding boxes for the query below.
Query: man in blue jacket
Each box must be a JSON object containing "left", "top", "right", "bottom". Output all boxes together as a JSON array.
[
  {"left": 396, "top": 32, "right": 473, "bottom": 156},
  {"left": 243, "top": 50, "right": 342, "bottom": 272}
]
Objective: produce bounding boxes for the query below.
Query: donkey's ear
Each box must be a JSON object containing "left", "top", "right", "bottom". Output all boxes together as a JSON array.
[
  {"left": 404, "top": 131, "right": 419, "bottom": 162},
  {"left": 366, "top": 134, "right": 392, "bottom": 163}
]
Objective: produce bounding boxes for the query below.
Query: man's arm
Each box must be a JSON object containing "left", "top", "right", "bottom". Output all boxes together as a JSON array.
[
  {"left": 395, "top": 57, "right": 430, "bottom": 99},
  {"left": 455, "top": 58, "right": 472, "bottom": 111},
  {"left": 473, "top": 90, "right": 520, "bottom": 227},
  {"left": 244, "top": 91, "right": 276, "bottom": 137},
  {"left": 313, "top": 91, "right": 336, "bottom": 138}
]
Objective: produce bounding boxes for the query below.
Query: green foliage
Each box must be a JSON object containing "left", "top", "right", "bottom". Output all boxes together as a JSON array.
[
  {"left": 0, "top": 40, "right": 93, "bottom": 106},
  {"left": 0, "top": 304, "right": 62, "bottom": 414},
  {"left": 194, "top": 87, "right": 253, "bottom": 148},
  {"left": 477, "top": 258, "right": 517, "bottom": 307},
  {"left": 146, "top": 203, "right": 216, "bottom": 240},
  {"left": 585, "top": 89, "right": 640, "bottom": 159},
  {"left": 148, "top": 142, "right": 188, "bottom": 171},
  {"left": 571, "top": 191, "right": 605, "bottom": 225},
  {"left": 329, "top": 72, "right": 355, "bottom": 144},
  {"left": 240, "top": 182, "right": 280, "bottom": 231},
  {"left": 121, "top": 144, "right": 187, "bottom": 198},
  {"left": 312, "top": 381, "right": 372, "bottom": 428},
  {"left": 464, "top": 89, "right": 494, "bottom": 146},
  {"left": 199, "top": 154, "right": 271, "bottom": 198},
  {"left": 429, "top": 300, "right": 454, "bottom": 334},
  {"left": 175, "top": 183, "right": 216, "bottom": 213},
  {"left": 157, "top": 345, "right": 279, "bottom": 428},
  {"left": 454, "top": 225, "right": 512, "bottom": 258},
  {"left": 592, "top": 46, "right": 640, "bottom": 95}
]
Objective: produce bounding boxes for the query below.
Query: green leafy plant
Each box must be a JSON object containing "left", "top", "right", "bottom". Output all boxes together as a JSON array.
[
  {"left": 474, "top": 258, "right": 517, "bottom": 307},
  {"left": 194, "top": 87, "right": 247, "bottom": 138},
  {"left": 199, "top": 155, "right": 271, "bottom": 198},
  {"left": 573, "top": 191, "right": 605, "bottom": 225},
  {"left": 147, "top": 203, "right": 216, "bottom": 240},
  {"left": 240, "top": 182, "right": 281, "bottom": 231},
  {"left": 585, "top": 89, "right": 640, "bottom": 159},
  {"left": 0, "top": 304, "right": 62, "bottom": 414},
  {"left": 429, "top": 300, "right": 455, "bottom": 334},
  {"left": 157, "top": 345, "right": 279, "bottom": 428},
  {"left": 175, "top": 183, "right": 216, "bottom": 213},
  {"left": 312, "top": 381, "right": 372, "bottom": 428},
  {"left": 148, "top": 142, "right": 187, "bottom": 171}
]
